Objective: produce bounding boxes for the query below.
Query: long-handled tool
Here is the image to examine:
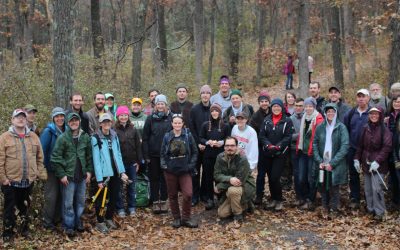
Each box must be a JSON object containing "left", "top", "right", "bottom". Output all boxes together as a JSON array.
[{"left": 88, "top": 177, "right": 111, "bottom": 211}]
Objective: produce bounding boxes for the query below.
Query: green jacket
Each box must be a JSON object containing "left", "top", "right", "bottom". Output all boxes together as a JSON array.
[
  {"left": 130, "top": 111, "right": 147, "bottom": 138},
  {"left": 214, "top": 151, "right": 256, "bottom": 205},
  {"left": 313, "top": 115, "right": 349, "bottom": 186},
  {"left": 51, "top": 129, "right": 93, "bottom": 179}
]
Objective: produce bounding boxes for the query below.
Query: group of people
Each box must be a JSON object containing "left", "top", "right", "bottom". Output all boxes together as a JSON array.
[{"left": 2, "top": 74, "right": 400, "bottom": 242}]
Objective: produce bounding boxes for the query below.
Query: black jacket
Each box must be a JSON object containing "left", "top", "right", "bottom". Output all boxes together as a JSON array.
[
  {"left": 115, "top": 121, "right": 143, "bottom": 166},
  {"left": 259, "top": 113, "right": 294, "bottom": 158},
  {"left": 199, "top": 119, "right": 231, "bottom": 158},
  {"left": 142, "top": 112, "right": 172, "bottom": 159},
  {"left": 249, "top": 108, "right": 270, "bottom": 135},
  {"left": 189, "top": 102, "right": 211, "bottom": 144},
  {"left": 170, "top": 100, "right": 193, "bottom": 128}
]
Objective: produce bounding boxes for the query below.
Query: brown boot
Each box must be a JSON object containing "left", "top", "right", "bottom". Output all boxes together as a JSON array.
[
  {"left": 160, "top": 200, "right": 168, "bottom": 213},
  {"left": 152, "top": 201, "right": 161, "bottom": 214}
]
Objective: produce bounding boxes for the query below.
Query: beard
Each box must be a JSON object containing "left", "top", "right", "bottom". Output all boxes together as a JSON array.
[
  {"left": 96, "top": 103, "right": 104, "bottom": 111},
  {"left": 371, "top": 92, "right": 382, "bottom": 100}
]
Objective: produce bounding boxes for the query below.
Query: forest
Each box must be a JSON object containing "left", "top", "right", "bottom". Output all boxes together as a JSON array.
[{"left": 0, "top": 0, "right": 400, "bottom": 248}]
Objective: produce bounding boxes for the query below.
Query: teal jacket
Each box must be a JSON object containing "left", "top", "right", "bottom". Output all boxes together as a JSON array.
[
  {"left": 51, "top": 129, "right": 93, "bottom": 179},
  {"left": 313, "top": 105, "right": 349, "bottom": 186},
  {"left": 91, "top": 129, "right": 125, "bottom": 182},
  {"left": 130, "top": 111, "right": 147, "bottom": 138}
]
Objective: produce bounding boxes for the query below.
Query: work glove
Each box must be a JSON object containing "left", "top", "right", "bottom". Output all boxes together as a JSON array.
[
  {"left": 395, "top": 161, "right": 400, "bottom": 170},
  {"left": 353, "top": 159, "right": 361, "bottom": 173},
  {"left": 369, "top": 161, "right": 380, "bottom": 173}
]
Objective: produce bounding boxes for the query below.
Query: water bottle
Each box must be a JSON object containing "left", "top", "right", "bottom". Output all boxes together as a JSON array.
[{"left": 319, "top": 168, "right": 324, "bottom": 183}]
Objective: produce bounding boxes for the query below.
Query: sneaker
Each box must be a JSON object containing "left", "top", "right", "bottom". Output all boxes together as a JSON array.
[
  {"left": 95, "top": 222, "right": 109, "bottom": 234},
  {"left": 254, "top": 196, "right": 263, "bottom": 205},
  {"left": 299, "top": 200, "right": 313, "bottom": 210},
  {"left": 329, "top": 209, "right": 340, "bottom": 219},
  {"left": 152, "top": 201, "right": 161, "bottom": 214},
  {"left": 128, "top": 210, "right": 136, "bottom": 217},
  {"left": 117, "top": 210, "right": 126, "bottom": 218},
  {"left": 64, "top": 229, "right": 76, "bottom": 237},
  {"left": 181, "top": 218, "right": 198, "bottom": 228},
  {"left": 349, "top": 199, "right": 360, "bottom": 209},
  {"left": 172, "top": 219, "right": 181, "bottom": 228},
  {"left": 274, "top": 201, "right": 283, "bottom": 211},
  {"left": 160, "top": 201, "right": 168, "bottom": 213},
  {"left": 374, "top": 214, "right": 386, "bottom": 222},
  {"left": 76, "top": 222, "right": 85, "bottom": 232},
  {"left": 264, "top": 200, "right": 277, "bottom": 210},
  {"left": 191, "top": 197, "right": 199, "bottom": 207},
  {"left": 233, "top": 214, "right": 244, "bottom": 223},
  {"left": 293, "top": 199, "right": 305, "bottom": 207},
  {"left": 105, "top": 219, "right": 117, "bottom": 230},
  {"left": 205, "top": 199, "right": 215, "bottom": 210}
]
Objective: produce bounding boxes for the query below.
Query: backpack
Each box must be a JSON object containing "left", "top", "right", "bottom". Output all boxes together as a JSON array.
[
  {"left": 165, "top": 128, "right": 193, "bottom": 175},
  {"left": 135, "top": 173, "right": 150, "bottom": 207},
  {"left": 93, "top": 133, "right": 103, "bottom": 150}
]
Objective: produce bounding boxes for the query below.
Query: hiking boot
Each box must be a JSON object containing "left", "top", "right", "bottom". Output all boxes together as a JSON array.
[
  {"left": 293, "top": 199, "right": 305, "bottom": 207},
  {"left": 191, "top": 197, "right": 199, "bottom": 207},
  {"left": 95, "top": 222, "right": 109, "bottom": 234},
  {"left": 181, "top": 218, "right": 198, "bottom": 228},
  {"left": 274, "top": 201, "right": 283, "bottom": 211},
  {"left": 349, "top": 199, "right": 360, "bottom": 210},
  {"left": 2, "top": 234, "right": 15, "bottom": 244},
  {"left": 254, "top": 196, "right": 263, "bottom": 205},
  {"left": 128, "top": 209, "right": 136, "bottom": 217},
  {"left": 172, "top": 219, "right": 181, "bottom": 228},
  {"left": 247, "top": 201, "right": 255, "bottom": 214},
  {"left": 205, "top": 199, "right": 215, "bottom": 210},
  {"left": 152, "top": 201, "right": 161, "bottom": 214},
  {"left": 117, "top": 210, "right": 126, "bottom": 218},
  {"left": 160, "top": 201, "right": 168, "bottom": 213},
  {"left": 105, "top": 219, "right": 117, "bottom": 230},
  {"left": 233, "top": 214, "right": 244, "bottom": 223},
  {"left": 76, "top": 222, "right": 85, "bottom": 232},
  {"left": 329, "top": 209, "right": 340, "bottom": 219},
  {"left": 299, "top": 200, "right": 313, "bottom": 210},
  {"left": 64, "top": 229, "right": 76, "bottom": 237},
  {"left": 374, "top": 214, "right": 386, "bottom": 222},
  {"left": 264, "top": 200, "right": 277, "bottom": 210}
]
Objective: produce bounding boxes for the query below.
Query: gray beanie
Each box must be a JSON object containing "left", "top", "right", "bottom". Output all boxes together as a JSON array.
[
  {"left": 304, "top": 97, "right": 317, "bottom": 107},
  {"left": 155, "top": 94, "right": 168, "bottom": 105},
  {"left": 51, "top": 107, "right": 65, "bottom": 120}
]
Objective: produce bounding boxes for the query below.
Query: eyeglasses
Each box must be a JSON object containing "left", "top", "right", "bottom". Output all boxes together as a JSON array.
[
  {"left": 172, "top": 113, "right": 183, "bottom": 118},
  {"left": 224, "top": 144, "right": 236, "bottom": 147},
  {"left": 295, "top": 105, "right": 303, "bottom": 107}
]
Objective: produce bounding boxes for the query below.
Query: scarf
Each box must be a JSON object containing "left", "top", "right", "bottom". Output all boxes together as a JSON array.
[
  {"left": 231, "top": 102, "right": 243, "bottom": 116},
  {"left": 323, "top": 113, "right": 337, "bottom": 162},
  {"left": 298, "top": 109, "right": 319, "bottom": 151}
]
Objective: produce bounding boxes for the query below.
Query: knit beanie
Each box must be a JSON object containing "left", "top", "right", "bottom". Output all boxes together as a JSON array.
[
  {"left": 51, "top": 107, "right": 65, "bottom": 120},
  {"left": 270, "top": 98, "right": 284, "bottom": 109},
  {"left": 230, "top": 89, "right": 242, "bottom": 98},
  {"left": 176, "top": 83, "right": 188, "bottom": 93},
  {"left": 116, "top": 106, "right": 130, "bottom": 117},
  {"left": 258, "top": 89, "right": 270, "bottom": 102},
  {"left": 220, "top": 76, "right": 230, "bottom": 84},
  {"left": 155, "top": 94, "right": 168, "bottom": 105},
  {"left": 210, "top": 103, "right": 222, "bottom": 114},
  {"left": 304, "top": 97, "right": 317, "bottom": 107},
  {"left": 200, "top": 84, "right": 212, "bottom": 95}
]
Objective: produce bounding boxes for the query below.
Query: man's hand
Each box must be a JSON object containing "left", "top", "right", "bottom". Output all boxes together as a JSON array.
[
  {"left": 2, "top": 179, "right": 10, "bottom": 186},
  {"left": 353, "top": 159, "right": 361, "bottom": 173},
  {"left": 85, "top": 173, "right": 91, "bottom": 183},
  {"left": 134, "top": 163, "right": 140, "bottom": 172},
  {"left": 229, "top": 177, "right": 242, "bottom": 186},
  {"left": 98, "top": 182, "right": 104, "bottom": 189},
  {"left": 325, "top": 164, "right": 332, "bottom": 171},
  {"left": 121, "top": 173, "right": 129, "bottom": 183},
  {"left": 60, "top": 176, "right": 69, "bottom": 186},
  {"left": 198, "top": 144, "right": 206, "bottom": 151},
  {"left": 229, "top": 116, "right": 236, "bottom": 124}
]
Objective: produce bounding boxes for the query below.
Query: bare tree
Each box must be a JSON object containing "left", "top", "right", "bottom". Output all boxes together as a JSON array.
[
  {"left": 256, "top": 2, "right": 267, "bottom": 85},
  {"left": 53, "top": 0, "right": 75, "bottom": 109},
  {"left": 225, "top": 0, "right": 239, "bottom": 81},
  {"left": 330, "top": 4, "right": 344, "bottom": 90},
  {"left": 193, "top": 0, "right": 204, "bottom": 84},
  {"left": 296, "top": 0, "right": 311, "bottom": 98},
  {"left": 388, "top": 0, "right": 400, "bottom": 89},
  {"left": 156, "top": 0, "right": 168, "bottom": 71},
  {"left": 207, "top": 0, "right": 217, "bottom": 84},
  {"left": 343, "top": 1, "right": 356, "bottom": 83},
  {"left": 131, "top": 0, "right": 149, "bottom": 92},
  {"left": 91, "top": 0, "right": 105, "bottom": 72}
]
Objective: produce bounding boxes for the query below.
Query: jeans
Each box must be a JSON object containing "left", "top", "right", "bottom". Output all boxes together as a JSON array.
[
  {"left": 61, "top": 179, "right": 86, "bottom": 230},
  {"left": 291, "top": 149, "right": 302, "bottom": 200},
  {"left": 296, "top": 152, "right": 317, "bottom": 202},
  {"left": 149, "top": 156, "right": 167, "bottom": 202},
  {"left": 164, "top": 172, "right": 192, "bottom": 220},
  {"left": 117, "top": 163, "right": 137, "bottom": 213},
  {"left": 347, "top": 147, "right": 360, "bottom": 202},
  {"left": 285, "top": 73, "right": 293, "bottom": 89},
  {"left": 42, "top": 172, "right": 62, "bottom": 228}
]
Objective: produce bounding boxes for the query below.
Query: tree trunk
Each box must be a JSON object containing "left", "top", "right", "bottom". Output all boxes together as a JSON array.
[
  {"left": 225, "top": 0, "right": 239, "bottom": 82},
  {"left": 193, "top": 0, "right": 204, "bottom": 85},
  {"left": 157, "top": 1, "right": 168, "bottom": 71},
  {"left": 53, "top": 0, "right": 75, "bottom": 109},
  {"left": 343, "top": 1, "right": 356, "bottom": 83},
  {"left": 256, "top": 3, "right": 267, "bottom": 85},
  {"left": 151, "top": 1, "right": 162, "bottom": 82},
  {"left": 131, "top": 0, "right": 149, "bottom": 93},
  {"left": 91, "top": 0, "right": 105, "bottom": 72},
  {"left": 388, "top": 0, "right": 400, "bottom": 88},
  {"left": 13, "top": 0, "right": 25, "bottom": 62},
  {"left": 207, "top": 0, "right": 216, "bottom": 84},
  {"left": 296, "top": 0, "right": 310, "bottom": 98},
  {"left": 330, "top": 5, "right": 344, "bottom": 90}
]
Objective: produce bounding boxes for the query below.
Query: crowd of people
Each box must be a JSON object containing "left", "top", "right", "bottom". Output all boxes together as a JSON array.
[{"left": 2, "top": 75, "right": 400, "bottom": 242}]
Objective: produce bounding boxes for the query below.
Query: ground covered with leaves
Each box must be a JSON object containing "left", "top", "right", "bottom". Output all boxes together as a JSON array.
[{"left": 2, "top": 187, "right": 400, "bottom": 249}]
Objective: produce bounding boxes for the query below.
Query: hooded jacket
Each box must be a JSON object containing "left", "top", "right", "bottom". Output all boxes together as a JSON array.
[
  {"left": 313, "top": 103, "right": 349, "bottom": 186},
  {"left": 51, "top": 115, "right": 93, "bottom": 179},
  {"left": 0, "top": 127, "right": 46, "bottom": 184},
  {"left": 129, "top": 111, "right": 147, "bottom": 137},
  {"left": 115, "top": 120, "right": 143, "bottom": 166},
  {"left": 189, "top": 101, "right": 211, "bottom": 144},
  {"left": 249, "top": 107, "right": 270, "bottom": 135},
  {"left": 40, "top": 122, "right": 64, "bottom": 172}
]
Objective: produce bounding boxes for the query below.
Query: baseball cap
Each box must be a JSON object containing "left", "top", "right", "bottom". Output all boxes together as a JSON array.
[
  {"left": 99, "top": 113, "right": 113, "bottom": 123},
  {"left": 328, "top": 86, "right": 341, "bottom": 93},
  {"left": 235, "top": 111, "right": 248, "bottom": 119},
  {"left": 12, "top": 109, "right": 27, "bottom": 118},
  {"left": 368, "top": 107, "right": 381, "bottom": 113},
  {"left": 131, "top": 97, "right": 143, "bottom": 104},
  {"left": 24, "top": 104, "right": 38, "bottom": 112},
  {"left": 105, "top": 93, "right": 114, "bottom": 100},
  {"left": 356, "top": 89, "right": 370, "bottom": 96}
]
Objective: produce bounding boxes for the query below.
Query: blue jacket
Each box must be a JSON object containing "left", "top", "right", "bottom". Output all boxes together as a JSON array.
[
  {"left": 40, "top": 123, "right": 64, "bottom": 172},
  {"left": 91, "top": 129, "right": 125, "bottom": 182},
  {"left": 343, "top": 107, "right": 370, "bottom": 149}
]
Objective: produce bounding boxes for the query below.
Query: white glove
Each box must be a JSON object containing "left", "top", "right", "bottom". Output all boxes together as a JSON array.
[
  {"left": 353, "top": 159, "right": 361, "bottom": 173},
  {"left": 369, "top": 161, "right": 380, "bottom": 173}
]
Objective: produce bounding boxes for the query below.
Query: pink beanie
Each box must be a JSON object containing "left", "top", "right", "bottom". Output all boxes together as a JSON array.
[{"left": 116, "top": 106, "right": 130, "bottom": 117}]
